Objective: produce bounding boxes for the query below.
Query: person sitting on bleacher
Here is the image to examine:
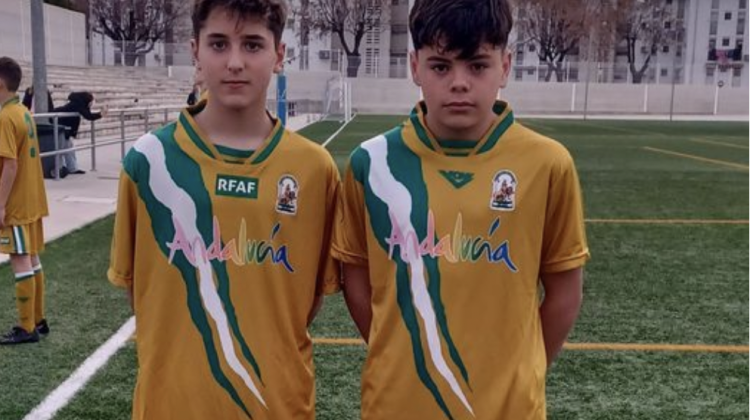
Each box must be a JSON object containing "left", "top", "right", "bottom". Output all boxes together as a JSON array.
[{"left": 52, "top": 92, "right": 108, "bottom": 175}]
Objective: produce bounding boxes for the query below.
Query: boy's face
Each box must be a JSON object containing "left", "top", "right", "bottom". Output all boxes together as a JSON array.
[
  {"left": 410, "top": 42, "right": 511, "bottom": 136},
  {"left": 192, "top": 7, "right": 285, "bottom": 111}
]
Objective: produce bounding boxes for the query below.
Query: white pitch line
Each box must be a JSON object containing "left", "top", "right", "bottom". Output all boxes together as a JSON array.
[
  {"left": 322, "top": 114, "right": 358, "bottom": 148},
  {"left": 23, "top": 317, "right": 136, "bottom": 420}
]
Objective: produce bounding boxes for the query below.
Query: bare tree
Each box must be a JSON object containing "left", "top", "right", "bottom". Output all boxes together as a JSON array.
[
  {"left": 91, "top": 0, "right": 188, "bottom": 66},
  {"left": 583, "top": 0, "right": 619, "bottom": 62},
  {"left": 516, "top": 0, "right": 588, "bottom": 82},
  {"left": 615, "top": 0, "right": 671, "bottom": 84},
  {"left": 306, "top": 0, "right": 389, "bottom": 77}
]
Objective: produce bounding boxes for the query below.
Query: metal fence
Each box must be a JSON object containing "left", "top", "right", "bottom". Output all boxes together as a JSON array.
[{"left": 32, "top": 106, "right": 182, "bottom": 180}]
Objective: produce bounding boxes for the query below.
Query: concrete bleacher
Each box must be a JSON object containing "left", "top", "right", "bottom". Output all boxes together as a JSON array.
[
  {"left": 19, "top": 62, "right": 189, "bottom": 109},
  {"left": 18, "top": 62, "right": 191, "bottom": 141}
]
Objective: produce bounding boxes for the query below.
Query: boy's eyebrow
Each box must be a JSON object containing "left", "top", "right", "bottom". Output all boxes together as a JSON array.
[
  {"left": 205, "top": 33, "right": 268, "bottom": 42},
  {"left": 425, "top": 54, "right": 492, "bottom": 63},
  {"left": 468, "top": 54, "right": 492, "bottom": 61},
  {"left": 425, "top": 56, "right": 452, "bottom": 63}
]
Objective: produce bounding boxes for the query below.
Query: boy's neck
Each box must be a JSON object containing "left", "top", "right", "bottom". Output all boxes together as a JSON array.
[
  {"left": 0, "top": 91, "right": 16, "bottom": 106},
  {"left": 194, "top": 98, "right": 274, "bottom": 150}
]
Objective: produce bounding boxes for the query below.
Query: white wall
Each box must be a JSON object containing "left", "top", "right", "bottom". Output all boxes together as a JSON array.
[
  {"left": 346, "top": 78, "right": 749, "bottom": 117},
  {"left": 0, "top": 0, "right": 86, "bottom": 66}
]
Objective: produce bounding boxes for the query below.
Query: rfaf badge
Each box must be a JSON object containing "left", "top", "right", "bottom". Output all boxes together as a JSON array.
[
  {"left": 490, "top": 170, "right": 517, "bottom": 211},
  {"left": 276, "top": 175, "right": 299, "bottom": 215}
]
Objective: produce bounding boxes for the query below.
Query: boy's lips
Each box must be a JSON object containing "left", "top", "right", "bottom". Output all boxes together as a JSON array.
[
  {"left": 222, "top": 80, "right": 250, "bottom": 88},
  {"left": 444, "top": 102, "right": 474, "bottom": 110}
]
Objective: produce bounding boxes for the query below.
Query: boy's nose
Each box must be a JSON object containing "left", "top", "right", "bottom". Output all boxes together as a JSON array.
[
  {"left": 449, "top": 68, "right": 470, "bottom": 92},
  {"left": 227, "top": 47, "right": 245, "bottom": 72}
]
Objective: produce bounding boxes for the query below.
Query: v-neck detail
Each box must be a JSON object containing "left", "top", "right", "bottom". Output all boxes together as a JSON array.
[
  {"left": 409, "top": 100, "right": 515, "bottom": 157},
  {"left": 178, "top": 103, "right": 284, "bottom": 166}
]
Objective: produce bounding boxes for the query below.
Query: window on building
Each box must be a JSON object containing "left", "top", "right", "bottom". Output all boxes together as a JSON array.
[
  {"left": 741, "top": 0, "right": 747, "bottom": 9},
  {"left": 391, "top": 24, "right": 408, "bottom": 34},
  {"left": 710, "top": 11, "right": 719, "bottom": 34},
  {"left": 712, "top": 0, "right": 720, "bottom": 9},
  {"left": 733, "top": 67, "right": 742, "bottom": 76},
  {"left": 663, "top": 45, "right": 670, "bottom": 53},
  {"left": 515, "top": 69, "right": 523, "bottom": 81},
  {"left": 725, "top": 12, "right": 733, "bottom": 20},
  {"left": 738, "top": 11, "right": 746, "bottom": 34},
  {"left": 665, "top": 21, "right": 672, "bottom": 29},
  {"left": 723, "top": 37, "right": 731, "bottom": 46},
  {"left": 661, "top": 68, "right": 669, "bottom": 77},
  {"left": 365, "top": 48, "right": 380, "bottom": 75},
  {"left": 676, "top": 45, "right": 683, "bottom": 57},
  {"left": 666, "top": 0, "right": 672, "bottom": 4},
  {"left": 677, "top": 0, "right": 686, "bottom": 18},
  {"left": 707, "top": 67, "right": 715, "bottom": 77}
]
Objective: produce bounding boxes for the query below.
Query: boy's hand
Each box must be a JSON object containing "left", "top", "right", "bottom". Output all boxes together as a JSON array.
[{"left": 101, "top": 105, "right": 109, "bottom": 118}]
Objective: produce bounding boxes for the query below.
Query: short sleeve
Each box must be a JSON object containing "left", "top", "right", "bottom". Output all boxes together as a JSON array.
[
  {"left": 0, "top": 113, "right": 19, "bottom": 160},
  {"left": 540, "top": 153, "right": 590, "bottom": 274},
  {"left": 331, "top": 160, "right": 369, "bottom": 267},
  {"left": 107, "top": 170, "right": 139, "bottom": 288},
  {"left": 316, "top": 156, "right": 343, "bottom": 295}
]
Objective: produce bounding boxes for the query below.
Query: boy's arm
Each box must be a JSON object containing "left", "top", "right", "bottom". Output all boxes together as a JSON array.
[
  {"left": 0, "top": 115, "right": 19, "bottom": 228},
  {"left": 343, "top": 263, "right": 372, "bottom": 343},
  {"left": 539, "top": 150, "right": 589, "bottom": 367},
  {"left": 540, "top": 268, "right": 583, "bottom": 366},
  {"left": 108, "top": 168, "right": 139, "bottom": 311},
  {"left": 332, "top": 152, "right": 372, "bottom": 341},
  {"left": 0, "top": 157, "right": 18, "bottom": 228},
  {"left": 126, "top": 285, "right": 135, "bottom": 312},
  {"left": 308, "top": 155, "right": 343, "bottom": 326}
]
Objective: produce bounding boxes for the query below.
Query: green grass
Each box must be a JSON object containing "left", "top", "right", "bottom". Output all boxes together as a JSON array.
[
  {"left": 0, "top": 118, "right": 747, "bottom": 420},
  {"left": 0, "top": 218, "right": 132, "bottom": 420}
]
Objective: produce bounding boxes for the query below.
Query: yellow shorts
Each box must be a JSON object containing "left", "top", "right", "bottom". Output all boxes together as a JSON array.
[{"left": 0, "top": 220, "right": 45, "bottom": 255}]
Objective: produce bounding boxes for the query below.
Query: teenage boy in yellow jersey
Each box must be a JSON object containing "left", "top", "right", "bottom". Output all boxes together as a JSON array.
[
  {"left": 107, "top": 1, "right": 339, "bottom": 419},
  {"left": 0, "top": 57, "right": 50, "bottom": 345},
  {"left": 333, "top": 0, "right": 590, "bottom": 418}
]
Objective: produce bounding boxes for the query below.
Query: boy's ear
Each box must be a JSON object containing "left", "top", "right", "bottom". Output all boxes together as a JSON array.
[
  {"left": 191, "top": 38, "right": 200, "bottom": 70},
  {"left": 273, "top": 42, "right": 287, "bottom": 74},
  {"left": 498, "top": 48, "right": 512, "bottom": 89},
  {"left": 410, "top": 51, "right": 421, "bottom": 87}
]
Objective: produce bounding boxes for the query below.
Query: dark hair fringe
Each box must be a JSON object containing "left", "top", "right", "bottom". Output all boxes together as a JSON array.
[
  {"left": 192, "top": 0, "right": 288, "bottom": 45},
  {"left": 409, "top": 0, "right": 513, "bottom": 59}
]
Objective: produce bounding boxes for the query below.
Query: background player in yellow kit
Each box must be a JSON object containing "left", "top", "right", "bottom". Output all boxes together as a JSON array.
[
  {"left": 107, "top": 1, "right": 339, "bottom": 418},
  {"left": 0, "top": 57, "right": 50, "bottom": 345},
  {"left": 333, "top": 0, "right": 590, "bottom": 418}
]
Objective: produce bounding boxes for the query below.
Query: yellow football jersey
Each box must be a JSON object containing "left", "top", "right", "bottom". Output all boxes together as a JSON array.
[
  {"left": 108, "top": 104, "right": 340, "bottom": 420},
  {"left": 0, "top": 95, "right": 49, "bottom": 226},
  {"left": 333, "top": 101, "right": 590, "bottom": 420}
]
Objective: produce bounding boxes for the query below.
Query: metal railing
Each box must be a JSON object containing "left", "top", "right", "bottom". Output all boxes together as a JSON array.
[{"left": 32, "top": 106, "right": 182, "bottom": 180}]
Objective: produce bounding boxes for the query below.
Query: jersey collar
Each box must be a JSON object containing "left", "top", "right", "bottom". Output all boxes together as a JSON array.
[
  {"left": 178, "top": 100, "right": 284, "bottom": 166},
  {"left": 408, "top": 100, "right": 515, "bottom": 157}
]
